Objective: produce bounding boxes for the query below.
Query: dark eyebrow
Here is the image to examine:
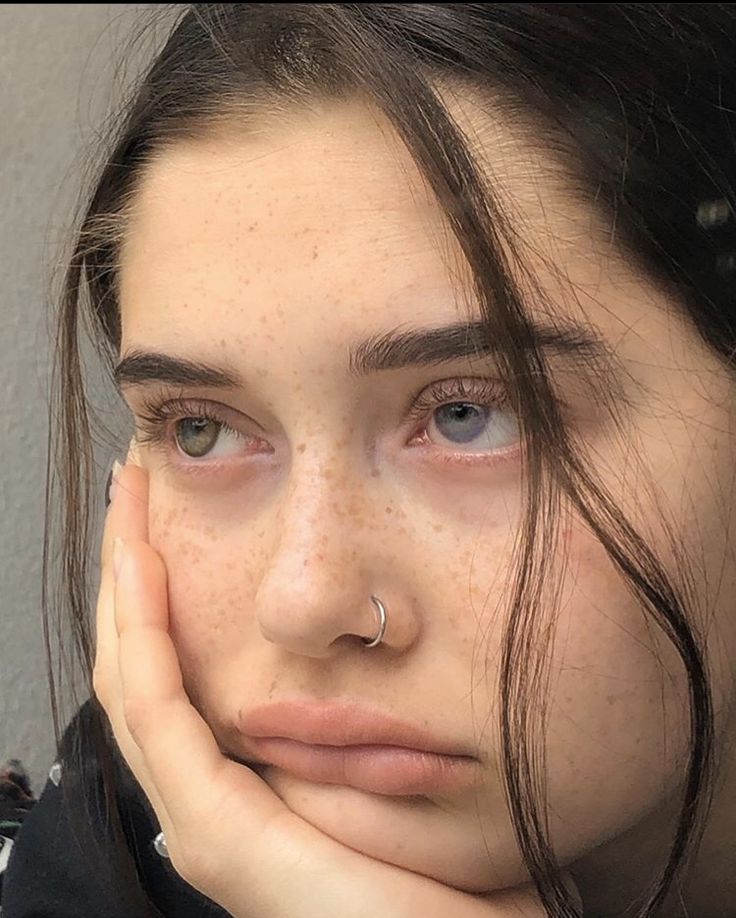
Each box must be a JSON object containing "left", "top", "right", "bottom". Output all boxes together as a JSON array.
[
  {"left": 114, "top": 318, "right": 610, "bottom": 390},
  {"left": 347, "top": 319, "right": 609, "bottom": 375},
  {"left": 114, "top": 351, "right": 242, "bottom": 390}
]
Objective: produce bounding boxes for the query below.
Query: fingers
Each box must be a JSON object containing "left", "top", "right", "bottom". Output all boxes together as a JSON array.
[
  {"left": 94, "top": 462, "right": 172, "bottom": 827},
  {"left": 96, "top": 462, "right": 148, "bottom": 707},
  {"left": 96, "top": 463, "right": 148, "bottom": 695},
  {"left": 113, "top": 538, "right": 227, "bottom": 828},
  {"left": 100, "top": 462, "right": 148, "bottom": 571}
]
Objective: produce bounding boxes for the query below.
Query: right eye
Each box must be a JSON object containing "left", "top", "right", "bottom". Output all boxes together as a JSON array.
[
  {"left": 134, "top": 395, "right": 270, "bottom": 464},
  {"left": 174, "top": 417, "right": 245, "bottom": 459}
]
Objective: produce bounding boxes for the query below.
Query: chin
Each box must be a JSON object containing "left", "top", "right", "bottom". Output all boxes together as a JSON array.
[{"left": 261, "top": 766, "right": 520, "bottom": 893}]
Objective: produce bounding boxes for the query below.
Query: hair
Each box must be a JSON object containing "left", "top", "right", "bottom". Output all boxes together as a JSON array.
[{"left": 43, "top": 4, "right": 736, "bottom": 916}]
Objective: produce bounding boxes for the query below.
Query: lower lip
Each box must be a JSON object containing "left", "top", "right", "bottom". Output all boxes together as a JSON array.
[{"left": 244, "top": 737, "right": 478, "bottom": 796}]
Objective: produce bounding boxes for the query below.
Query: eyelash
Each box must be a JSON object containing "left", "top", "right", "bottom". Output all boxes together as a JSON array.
[
  {"left": 404, "top": 377, "right": 509, "bottom": 426},
  {"left": 133, "top": 377, "right": 514, "bottom": 466},
  {"left": 135, "top": 393, "right": 243, "bottom": 450}
]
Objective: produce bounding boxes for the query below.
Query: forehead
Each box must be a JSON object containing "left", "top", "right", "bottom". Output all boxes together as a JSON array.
[
  {"left": 117, "top": 93, "right": 711, "bottom": 384},
  {"left": 119, "top": 100, "right": 459, "bottom": 337}
]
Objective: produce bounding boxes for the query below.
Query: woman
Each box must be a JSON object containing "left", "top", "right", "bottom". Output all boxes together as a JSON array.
[{"left": 3, "top": 4, "right": 736, "bottom": 916}]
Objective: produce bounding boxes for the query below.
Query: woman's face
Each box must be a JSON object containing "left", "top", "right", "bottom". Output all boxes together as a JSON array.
[{"left": 117, "top": 94, "right": 736, "bottom": 896}]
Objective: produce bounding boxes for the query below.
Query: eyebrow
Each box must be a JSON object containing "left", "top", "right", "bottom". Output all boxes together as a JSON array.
[{"left": 113, "top": 318, "right": 611, "bottom": 390}]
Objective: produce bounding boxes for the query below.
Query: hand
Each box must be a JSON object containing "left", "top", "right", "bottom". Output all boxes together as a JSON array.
[{"left": 93, "top": 461, "right": 582, "bottom": 918}]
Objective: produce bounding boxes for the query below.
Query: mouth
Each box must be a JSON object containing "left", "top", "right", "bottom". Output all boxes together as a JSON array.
[{"left": 227, "top": 699, "right": 480, "bottom": 796}]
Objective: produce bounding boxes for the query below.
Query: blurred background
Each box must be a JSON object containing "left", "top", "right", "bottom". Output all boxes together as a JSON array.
[{"left": 0, "top": 4, "right": 178, "bottom": 796}]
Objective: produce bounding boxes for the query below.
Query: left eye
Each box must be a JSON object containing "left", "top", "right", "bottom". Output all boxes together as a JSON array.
[
  {"left": 426, "top": 401, "right": 519, "bottom": 451},
  {"left": 174, "top": 417, "right": 246, "bottom": 459}
]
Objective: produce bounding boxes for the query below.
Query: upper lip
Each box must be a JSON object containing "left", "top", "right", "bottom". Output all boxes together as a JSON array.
[{"left": 235, "top": 699, "right": 475, "bottom": 757}]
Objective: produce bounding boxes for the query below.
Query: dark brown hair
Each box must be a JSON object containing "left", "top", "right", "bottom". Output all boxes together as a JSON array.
[{"left": 44, "top": 5, "right": 736, "bottom": 916}]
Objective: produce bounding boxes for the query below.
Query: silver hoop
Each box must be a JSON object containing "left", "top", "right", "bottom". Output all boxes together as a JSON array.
[{"left": 362, "top": 595, "right": 387, "bottom": 647}]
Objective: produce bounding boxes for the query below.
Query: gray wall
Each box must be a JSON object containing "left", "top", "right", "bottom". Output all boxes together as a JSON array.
[{"left": 0, "top": 4, "right": 173, "bottom": 796}]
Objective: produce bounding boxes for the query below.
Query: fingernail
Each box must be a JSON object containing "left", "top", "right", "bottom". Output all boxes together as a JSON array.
[
  {"left": 105, "top": 460, "right": 123, "bottom": 508},
  {"left": 113, "top": 537, "right": 125, "bottom": 579}
]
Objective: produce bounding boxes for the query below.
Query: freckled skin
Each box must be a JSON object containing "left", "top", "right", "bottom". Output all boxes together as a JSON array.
[{"left": 120, "top": 97, "right": 736, "bottom": 912}]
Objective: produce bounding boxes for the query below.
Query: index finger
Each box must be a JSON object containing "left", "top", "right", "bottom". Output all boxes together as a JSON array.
[{"left": 101, "top": 461, "right": 149, "bottom": 569}]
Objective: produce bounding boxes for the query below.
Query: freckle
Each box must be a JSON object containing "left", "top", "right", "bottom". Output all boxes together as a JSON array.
[
  {"left": 312, "top": 246, "right": 319, "bottom": 260},
  {"left": 433, "top": 524, "right": 443, "bottom": 532},
  {"left": 296, "top": 443, "right": 306, "bottom": 452},
  {"left": 303, "top": 558, "right": 309, "bottom": 566},
  {"left": 385, "top": 506, "right": 392, "bottom": 514},
  {"left": 248, "top": 222, "right": 258, "bottom": 231}
]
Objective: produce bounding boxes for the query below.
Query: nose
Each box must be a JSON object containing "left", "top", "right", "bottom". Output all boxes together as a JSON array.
[{"left": 253, "top": 459, "right": 420, "bottom": 659}]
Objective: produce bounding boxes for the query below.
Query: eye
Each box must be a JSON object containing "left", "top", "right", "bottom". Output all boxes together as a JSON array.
[
  {"left": 408, "top": 378, "right": 519, "bottom": 455},
  {"left": 174, "top": 417, "right": 244, "bottom": 459},
  {"left": 133, "top": 395, "right": 266, "bottom": 463}
]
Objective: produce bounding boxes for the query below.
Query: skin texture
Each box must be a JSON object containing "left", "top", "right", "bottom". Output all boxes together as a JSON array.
[
  {"left": 96, "top": 465, "right": 564, "bottom": 916},
  {"left": 113, "top": 91, "right": 736, "bottom": 915}
]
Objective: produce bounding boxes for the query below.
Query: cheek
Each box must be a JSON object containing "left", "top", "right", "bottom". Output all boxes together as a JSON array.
[
  {"left": 535, "top": 526, "right": 693, "bottom": 858},
  {"left": 147, "top": 491, "right": 263, "bottom": 667}
]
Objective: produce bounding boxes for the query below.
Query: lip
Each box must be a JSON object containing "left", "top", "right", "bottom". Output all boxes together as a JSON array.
[{"left": 232, "top": 700, "right": 479, "bottom": 796}]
